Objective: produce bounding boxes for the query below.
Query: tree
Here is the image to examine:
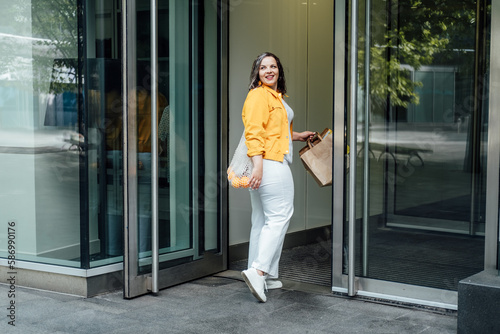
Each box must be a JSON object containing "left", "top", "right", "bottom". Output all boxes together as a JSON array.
[
  {"left": 360, "top": 0, "right": 477, "bottom": 109},
  {"left": 0, "top": 0, "right": 78, "bottom": 93}
]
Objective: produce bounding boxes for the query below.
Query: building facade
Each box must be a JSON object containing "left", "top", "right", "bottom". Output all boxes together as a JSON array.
[{"left": 0, "top": 0, "right": 499, "bottom": 312}]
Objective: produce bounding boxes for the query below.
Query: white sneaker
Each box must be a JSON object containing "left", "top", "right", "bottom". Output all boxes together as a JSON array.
[
  {"left": 266, "top": 279, "right": 283, "bottom": 290},
  {"left": 241, "top": 268, "right": 267, "bottom": 302}
]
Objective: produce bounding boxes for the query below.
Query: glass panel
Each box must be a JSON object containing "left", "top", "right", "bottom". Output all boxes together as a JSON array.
[
  {"left": 82, "top": 0, "right": 220, "bottom": 280},
  {"left": 134, "top": 0, "right": 171, "bottom": 268},
  {"left": 350, "top": 0, "right": 490, "bottom": 290},
  {"left": 133, "top": 0, "right": 220, "bottom": 275},
  {"left": 87, "top": 0, "right": 125, "bottom": 267},
  {"left": 131, "top": 0, "right": 190, "bottom": 274},
  {"left": 0, "top": 0, "right": 81, "bottom": 267},
  {"left": 160, "top": 0, "right": 192, "bottom": 258},
  {"left": 200, "top": 0, "right": 221, "bottom": 253},
  {"left": 0, "top": 0, "right": 220, "bottom": 272}
]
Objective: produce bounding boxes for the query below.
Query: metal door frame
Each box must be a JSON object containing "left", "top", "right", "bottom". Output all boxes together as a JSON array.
[
  {"left": 122, "top": 0, "right": 142, "bottom": 298},
  {"left": 332, "top": 0, "right": 499, "bottom": 309},
  {"left": 485, "top": 0, "right": 500, "bottom": 272},
  {"left": 123, "top": 0, "right": 228, "bottom": 299}
]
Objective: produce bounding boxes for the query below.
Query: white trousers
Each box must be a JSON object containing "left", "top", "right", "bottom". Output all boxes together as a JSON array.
[{"left": 248, "top": 159, "right": 294, "bottom": 278}]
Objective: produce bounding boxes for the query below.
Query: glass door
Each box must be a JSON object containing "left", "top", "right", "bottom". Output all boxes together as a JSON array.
[
  {"left": 122, "top": 0, "right": 225, "bottom": 298},
  {"left": 342, "top": 0, "right": 490, "bottom": 301}
]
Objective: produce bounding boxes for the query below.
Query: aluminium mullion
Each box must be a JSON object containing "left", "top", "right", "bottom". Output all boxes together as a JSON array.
[
  {"left": 151, "top": 0, "right": 159, "bottom": 295},
  {"left": 348, "top": 0, "right": 360, "bottom": 297},
  {"left": 362, "top": 0, "right": 371, "bottom": 277},
  {"left": 332, "top": 0, "right": 347, "bottom": 290},
  {"left": 123, "top": 0, "right": 141, "bottom": 298},
  {"left": 485, "top": 0, "right": 500, "bottom": 270}
]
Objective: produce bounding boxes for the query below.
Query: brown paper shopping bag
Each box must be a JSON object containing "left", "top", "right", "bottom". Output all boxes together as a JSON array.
[{"left": 299, "top": 128, "right": 333, "bottom": 187}]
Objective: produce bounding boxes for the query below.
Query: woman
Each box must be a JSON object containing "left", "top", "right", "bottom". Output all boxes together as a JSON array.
[{"left": 241, "top": 52, "right": 314, "bottom": 302}]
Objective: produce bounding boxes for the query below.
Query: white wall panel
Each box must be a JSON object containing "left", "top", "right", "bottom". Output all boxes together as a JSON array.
[{"left": 229, "top": 0, "right": 333, "bottom": 245}]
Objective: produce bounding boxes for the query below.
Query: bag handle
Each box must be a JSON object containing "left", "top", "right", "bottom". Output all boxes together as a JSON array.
[{"left": 307, "top": 132, "right": 322, "bottom": 149}]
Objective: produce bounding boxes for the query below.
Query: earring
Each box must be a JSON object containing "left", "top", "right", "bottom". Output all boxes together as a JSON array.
[{"left": 258, "top": 81, "right": 262, "bottom": 86}]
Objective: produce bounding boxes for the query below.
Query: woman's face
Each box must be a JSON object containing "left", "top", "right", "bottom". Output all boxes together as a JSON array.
[{"left": 258, "top": 56, "right": 279, "bottom": 91}]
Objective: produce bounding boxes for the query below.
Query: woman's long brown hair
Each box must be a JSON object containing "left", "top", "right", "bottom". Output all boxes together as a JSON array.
[{"left": 248, "top": 52, "right": 287, "bottom": 95}]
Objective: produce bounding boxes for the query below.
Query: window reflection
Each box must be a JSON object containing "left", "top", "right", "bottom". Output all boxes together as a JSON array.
[
  {"left": 0, "top": 0, "right": 80, "bottom": 267},
  {"left": 352, "top": 0, "right": 488, "bottom": 290},
  {"left": 0, "top": 0, "right": 220, "bottom": 271}
]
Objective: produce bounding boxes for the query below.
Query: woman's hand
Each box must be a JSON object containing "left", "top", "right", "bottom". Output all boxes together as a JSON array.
[
  {"left": 293, "top": 131, "right": 316, "bottom": 142},
  {"left": 250, "top": 155, "right": 263, "bottom": 190}
]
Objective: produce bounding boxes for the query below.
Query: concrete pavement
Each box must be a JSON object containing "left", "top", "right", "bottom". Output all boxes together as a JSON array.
[{"left": 0, "top": 273, "right": 457, "bottom": 333}]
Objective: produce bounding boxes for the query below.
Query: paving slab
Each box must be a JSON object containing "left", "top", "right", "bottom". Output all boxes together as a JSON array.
[{"left": 0, "top": 275, "right": 457, "bottom": 334}]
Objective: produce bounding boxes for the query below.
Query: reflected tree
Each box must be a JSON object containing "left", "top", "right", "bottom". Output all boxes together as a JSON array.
[
  {"left": 1, "top": 0, "right": 78, "bottom": 93},
  {"left": 32, "top": 0, "right": 78, "bottom": 94},
  {"left": 361, "top": 0, "right": 477, "bottom": 109}
]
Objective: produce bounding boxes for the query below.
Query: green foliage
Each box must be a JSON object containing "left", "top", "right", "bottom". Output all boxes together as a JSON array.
[
  {"left": 360, "top": 0, "right": 476, "bottom": 108},
  {"left": 0, "top": 0, "right": 78, "bottom": 93}
]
